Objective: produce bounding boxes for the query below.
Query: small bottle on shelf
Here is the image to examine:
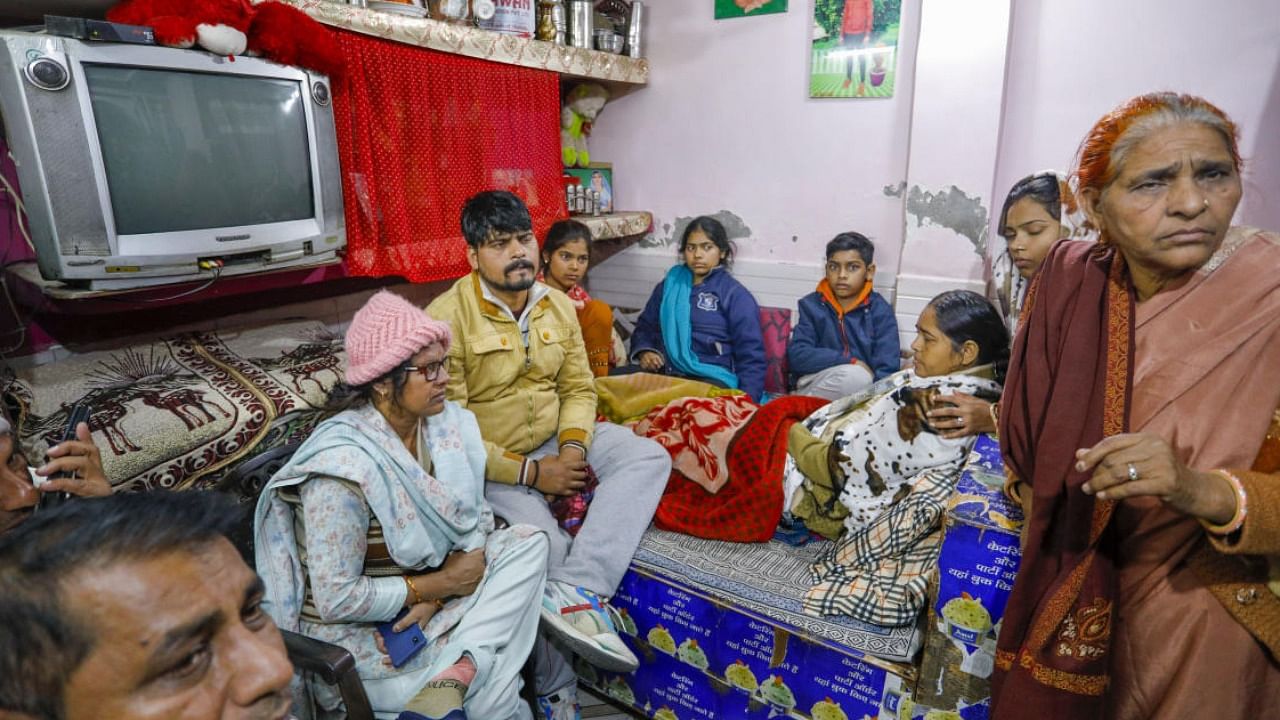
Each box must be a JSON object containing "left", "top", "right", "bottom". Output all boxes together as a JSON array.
[{"left": 429, "top": 0, "right": 470, "bottom": 23}]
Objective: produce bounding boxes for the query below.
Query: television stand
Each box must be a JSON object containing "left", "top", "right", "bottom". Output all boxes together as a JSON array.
[{"left": 5, "top": 256, "right": 347, "bottom": 303}]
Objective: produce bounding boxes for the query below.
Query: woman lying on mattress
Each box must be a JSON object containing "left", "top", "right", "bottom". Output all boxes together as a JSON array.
[
  {"left": 784, "top": 289, "right": 1009, "bottom": 537},
  {"left": 635, "top": 290, "right": 1010, "bottom": 625}
]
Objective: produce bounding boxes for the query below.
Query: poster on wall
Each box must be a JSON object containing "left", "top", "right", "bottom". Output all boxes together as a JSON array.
[
  {"left": 715, "top": 0, "right": 788, "bottom": 20},
  {"left": 810, "top": 0, "right": 902, "bottom": 98}
]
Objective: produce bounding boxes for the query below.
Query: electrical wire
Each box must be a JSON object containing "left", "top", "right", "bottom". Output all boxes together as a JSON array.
[
  {"left": 0, "top": 154, "right": 31, "bottom": 355},
  {"left": 0, "top": 162, "right": 34, "bottom": 256},
  {"left": 94, "top": 264, "right": 225, "bottom": 303},
  {"left": 0, "top": 275, "right": 27, "bottom": 357}
]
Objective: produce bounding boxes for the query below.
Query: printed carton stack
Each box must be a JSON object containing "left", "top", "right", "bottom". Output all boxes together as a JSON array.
[
  {"left": 584, "top": 569, "right": 918, "bottom": 720},
  {"left": 912, "top": 433, "right": 1023, "bottom": 720}
]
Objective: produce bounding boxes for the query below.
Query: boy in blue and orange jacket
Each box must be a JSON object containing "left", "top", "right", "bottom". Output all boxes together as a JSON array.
[{"left": 787, "top": 232, "right": 899, "bottom": 399}]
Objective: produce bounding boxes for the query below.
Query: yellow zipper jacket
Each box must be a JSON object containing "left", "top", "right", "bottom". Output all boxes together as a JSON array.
[{"left": 426, "top": 273, "right": 596, "bottom": 484}]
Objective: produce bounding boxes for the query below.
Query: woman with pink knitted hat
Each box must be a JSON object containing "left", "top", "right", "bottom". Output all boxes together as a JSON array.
[{"left": 254, "top": 290, "right": 550, "bottom": 720}]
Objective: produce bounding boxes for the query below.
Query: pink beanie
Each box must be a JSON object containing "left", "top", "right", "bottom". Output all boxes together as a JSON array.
[{"left": 344, "top": 290, "right": 452, "bottom": 386}]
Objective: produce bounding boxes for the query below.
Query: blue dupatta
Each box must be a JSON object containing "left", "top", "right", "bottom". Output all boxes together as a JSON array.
[{"left": 659, "top": 264, "right": 739, "bottom": 389}]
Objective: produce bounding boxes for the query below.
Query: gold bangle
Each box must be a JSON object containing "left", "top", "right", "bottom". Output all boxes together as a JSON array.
[
  {"left": 988, "top": 401, "right": 1000, "bottom": 434},
  {"left": 404, "top": 576, "right": 424, "bottom": 606},
  {"left": 1200, "top": 469, "right": 1247, "bottom": 536}
]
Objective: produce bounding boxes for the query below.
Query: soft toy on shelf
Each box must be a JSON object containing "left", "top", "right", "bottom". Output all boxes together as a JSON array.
[
  {"left": 561, "top": 82, "right": 609, "bottom": 168},
  {"left": 107, "top": 0, "right": 343, "bottom": 79}
]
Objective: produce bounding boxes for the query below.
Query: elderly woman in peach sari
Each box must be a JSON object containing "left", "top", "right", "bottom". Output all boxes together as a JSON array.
[{"left": 992, "top": 92, "right": 1280, "bottom": 720}]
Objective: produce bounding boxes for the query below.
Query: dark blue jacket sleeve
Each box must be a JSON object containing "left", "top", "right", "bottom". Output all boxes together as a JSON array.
[
  {"left": 786, "top": 295, "right": 852, "bottom": 376},
  {"left": 866, "top": 294, "right": 902, "bottom": 379},
  {"left": 726, "top": 285, "right": 767, "bottom": 401},
  {"left": 629, "top": 282, "right": 666, "bottom": 363}
]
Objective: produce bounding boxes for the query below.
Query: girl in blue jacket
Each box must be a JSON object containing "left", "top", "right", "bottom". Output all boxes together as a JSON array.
[{"left": 628, "top": 217, "right": 767, "bottom": 400}]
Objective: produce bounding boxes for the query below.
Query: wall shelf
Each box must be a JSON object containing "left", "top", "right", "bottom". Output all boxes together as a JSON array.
[
  {"left": 577, "top": 210, "right": 652, "bottom": 240},
  {"left": 283, "top": 0, "right": 648, "bottom": 86}
]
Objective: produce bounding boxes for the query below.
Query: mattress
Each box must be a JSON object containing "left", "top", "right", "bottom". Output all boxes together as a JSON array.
[{"left": 632, "top": 529, "right": 923, "bottom": 663}]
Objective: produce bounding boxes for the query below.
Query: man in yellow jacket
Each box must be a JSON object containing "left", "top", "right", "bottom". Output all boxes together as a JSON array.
[{"left": 427, "top": 191, "right": 670, "bottom": 720}]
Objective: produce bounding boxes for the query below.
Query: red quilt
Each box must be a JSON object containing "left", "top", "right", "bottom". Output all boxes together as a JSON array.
[{"left": 641, "top": 395, "right": 829, "bottom": 542}]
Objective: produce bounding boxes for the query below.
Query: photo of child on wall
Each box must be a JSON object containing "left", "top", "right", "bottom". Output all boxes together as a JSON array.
[{"left": 810, "top": 0, "right": 902, "bottom": 98}]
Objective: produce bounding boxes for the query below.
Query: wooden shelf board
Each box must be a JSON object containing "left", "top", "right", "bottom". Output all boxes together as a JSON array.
[
  {"left": 285, "top": 0, "right": 649, "bottom": 85},
  {"left": 576, "top": 210, "right": 652, "bottom": 241}
]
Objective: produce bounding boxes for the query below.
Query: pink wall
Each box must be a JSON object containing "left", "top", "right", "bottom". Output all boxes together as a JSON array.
[
  {"left": 896, "top": 0, "right": 1010, "bottom": 282},
  {"left": 596, "top": 1, "right": 1280, "bottom": 294},
  {"left": 993, "top": 0, "right": 1280, "bottom": 233},
  {"left": 590, "top": 0, "right": 922, "bottom": 269}
]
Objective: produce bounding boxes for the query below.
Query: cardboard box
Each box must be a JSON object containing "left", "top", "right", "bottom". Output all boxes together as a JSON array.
[
  {"left": 582, "top": 567, "right": 918, "bottom": 719},
  {"left": 912, "top": 434, "right": 1023, "bottom": 720}
]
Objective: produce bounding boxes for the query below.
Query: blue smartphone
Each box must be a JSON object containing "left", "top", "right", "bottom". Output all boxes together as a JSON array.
[{"left": 376, "top": 607, "right": 427, "bottom": 668}]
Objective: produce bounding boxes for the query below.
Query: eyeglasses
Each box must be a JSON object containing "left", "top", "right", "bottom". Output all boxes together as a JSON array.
[{"left": 405, "top": 360, "right": 447, "bottom": 382}]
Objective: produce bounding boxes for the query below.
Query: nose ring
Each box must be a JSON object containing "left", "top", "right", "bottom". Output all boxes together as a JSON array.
[{"left": 1203, "top": 198, "right": 1210, "bottom": 207}]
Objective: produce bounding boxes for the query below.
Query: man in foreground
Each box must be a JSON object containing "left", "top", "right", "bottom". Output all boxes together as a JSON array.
[{"left": 0, "top": 491, "right": 295, "bottom": 720}]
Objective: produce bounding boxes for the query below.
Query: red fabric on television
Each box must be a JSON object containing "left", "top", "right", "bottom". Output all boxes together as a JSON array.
[{"left": 331, "top": 30, "right": 565, "bottom": 282}]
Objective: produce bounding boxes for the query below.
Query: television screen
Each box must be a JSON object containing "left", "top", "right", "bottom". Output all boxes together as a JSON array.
[{"left": 83, "top": 65, "right": 315, "bottom": 236}]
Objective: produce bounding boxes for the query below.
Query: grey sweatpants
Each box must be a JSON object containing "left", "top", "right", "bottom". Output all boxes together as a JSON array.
[
  {"left": 795, "top": 363, "right": 874, "bottom": 401},
  {"left": 484, "top": 421, "right": 670, "bottom": 695}
]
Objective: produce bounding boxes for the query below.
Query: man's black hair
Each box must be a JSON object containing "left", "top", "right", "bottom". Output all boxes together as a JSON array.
[
  {"left": 460, "top": 190, "right": 533, "bottom": 249},
  {"left": 0, "top": 491, "right": 243, "bottom": 720},
  {"left": 826, "top": 232, "right": 875, "bottom": 265}
]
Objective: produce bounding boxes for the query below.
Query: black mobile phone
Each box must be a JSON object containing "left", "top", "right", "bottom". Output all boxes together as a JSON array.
[{"left": 37, "top": 403, "right": 91, "bottom": 512}]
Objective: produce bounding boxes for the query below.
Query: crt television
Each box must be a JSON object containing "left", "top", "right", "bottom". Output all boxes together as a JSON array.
[{"left": 0, "top": 30, "right": 345, "bottom": 290}]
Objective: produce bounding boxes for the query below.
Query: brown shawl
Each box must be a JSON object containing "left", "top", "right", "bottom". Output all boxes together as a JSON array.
[
  {"left": 991, "top": 239, "right": 1133, "bottom": 716},
  {"left": 993, "top": 227, "right": 1280, "bottom": 717}
]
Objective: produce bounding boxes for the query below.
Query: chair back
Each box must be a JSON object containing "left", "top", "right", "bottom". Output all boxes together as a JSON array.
[{"left": 215, "top": 442, "right": 301, "bottom": 562}]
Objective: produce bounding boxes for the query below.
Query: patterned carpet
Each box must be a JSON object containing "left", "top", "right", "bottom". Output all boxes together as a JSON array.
[
  {"left": 632, "top": 528, "right": 923, "bottom": 663},
  {"left": 3, "top": 320, "right": 342, "bottom": 491}
]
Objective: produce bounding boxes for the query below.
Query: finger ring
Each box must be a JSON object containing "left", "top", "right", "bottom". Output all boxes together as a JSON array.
[{"left": 1127, "top": 463, "right": 1139, "bottom": 482}]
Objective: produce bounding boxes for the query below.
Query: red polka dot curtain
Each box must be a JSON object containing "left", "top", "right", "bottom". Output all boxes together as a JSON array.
[{"left": 331, "top": 30, "right": 565, "bottom": 282}]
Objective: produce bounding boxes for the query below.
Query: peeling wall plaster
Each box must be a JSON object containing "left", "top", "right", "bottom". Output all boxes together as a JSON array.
[
  {"left": 904, "top": 184, "right": 988, "bottom": 256},
  {"left": 639, "top": 211, "right": 754, "bottom": 250}
]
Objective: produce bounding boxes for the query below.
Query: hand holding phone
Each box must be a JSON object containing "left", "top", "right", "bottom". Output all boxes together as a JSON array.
[
  {"left": 376, "top": 607, "right": 427, "bottom": 668},
  {"left": 37, "top": 403, "right": 91, "bottom": 512}
]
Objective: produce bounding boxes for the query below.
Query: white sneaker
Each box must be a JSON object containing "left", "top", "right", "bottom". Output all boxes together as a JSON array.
[{"left": 539, "top": 582, "right": 639, "bottom": 672}]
